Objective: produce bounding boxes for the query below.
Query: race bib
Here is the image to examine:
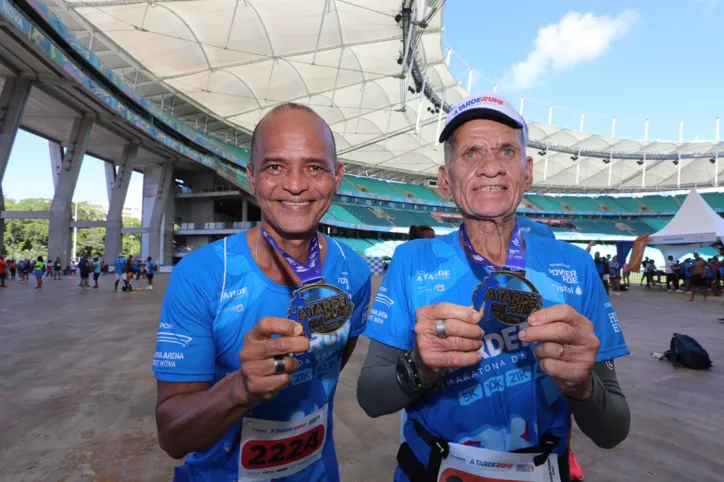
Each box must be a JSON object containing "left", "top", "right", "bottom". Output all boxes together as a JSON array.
[
  {"left": 437, "top": 443, "right": 560, "bottom": 482},
  {"left": 238, "top": 405, "right": 328, "bottom": 481}
]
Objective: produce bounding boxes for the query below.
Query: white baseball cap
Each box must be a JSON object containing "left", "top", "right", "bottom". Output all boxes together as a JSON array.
[{"left": 438, "top": 92, "right": 528, "bottom": 145}]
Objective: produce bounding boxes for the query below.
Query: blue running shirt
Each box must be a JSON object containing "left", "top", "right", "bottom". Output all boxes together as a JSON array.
[
  {"left": 517, "top": 217, "right": 556, "bottom": 239},
  {"left": 115, "top": 257, "right": 126, "bottom": 274},
  {"left": 153, "top": 232, "right": 371, "bottom": 482},
  {"left": 365, "top": 229, "right": 629, "bottom": 482}
]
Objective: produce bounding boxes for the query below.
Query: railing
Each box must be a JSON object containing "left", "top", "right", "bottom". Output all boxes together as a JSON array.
[{"left": 177, "top": 222, "right": 258, "bottom": 231}]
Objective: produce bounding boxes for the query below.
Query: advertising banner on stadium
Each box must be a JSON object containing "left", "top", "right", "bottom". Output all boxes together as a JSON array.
[{"left": 628, "top": 234, "right": 649, "bottom": 272}]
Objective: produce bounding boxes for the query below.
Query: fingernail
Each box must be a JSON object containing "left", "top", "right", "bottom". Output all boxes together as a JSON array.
[
  {"left": 294, "top": 324, "right": 303, "bottom": 335},
  {"left": 519, "top": 329, "right": 528, "bottom": 341},
  {"left": 528, "top": 314, "right": 537, "bottom": 325}
]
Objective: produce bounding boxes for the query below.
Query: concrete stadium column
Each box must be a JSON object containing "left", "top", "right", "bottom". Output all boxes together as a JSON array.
[
  {"left": 49, "top": 141, "right": 63, "bottom": 188},
  {"left": 160, "top": 184, "right": 175, "bottom": 265},
  {"left": 48, "top": 116, "right": 93, "bottom": 264},
  {"left": 0, "top": 77, "right": 32, "bottom": 254},
  {"left": 141, "top": 160, "right": 173, "bottom": 261},
  {"left": 104, "top": 143, "right": 138, "bottom": 263},
  {"left": 104, "top": 162, "right": 115, "bottom": 203}
]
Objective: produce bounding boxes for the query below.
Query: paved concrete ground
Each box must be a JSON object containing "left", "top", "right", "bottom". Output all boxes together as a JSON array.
[{"left": 1, "top": 274, "right": 723, "bottom": 481}]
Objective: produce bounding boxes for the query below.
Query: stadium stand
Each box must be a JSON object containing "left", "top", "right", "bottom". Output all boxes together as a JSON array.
[
  {"left": 344, "top": 175, "right": 406, "bottom": 199},
  {"left": 637, "top": 195, "right": 681, "bottom": 213},
  {"left": 525, "top": 195, "right": 569, "bottom": 212},
  {"left": 393, "top": 183, "right": 444, "bottom": 202},
  {"left": 325, "top": 204, "right": 365, "bottom": 225}
]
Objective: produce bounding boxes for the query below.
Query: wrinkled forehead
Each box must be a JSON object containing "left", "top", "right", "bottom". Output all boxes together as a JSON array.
[{"left": 451, "top": 119, "right": 525, "bottom": 149}]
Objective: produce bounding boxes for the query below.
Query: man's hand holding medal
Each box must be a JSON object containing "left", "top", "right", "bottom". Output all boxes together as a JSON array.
[
  {"left": 235, "top": 317, "right": 310, "bottom": 405},
  {"left": 520, "top": 305, "right": 600, "bottom": 401},
  {"left": 413, "top": 303, "right": 485, "bottom": 382}
]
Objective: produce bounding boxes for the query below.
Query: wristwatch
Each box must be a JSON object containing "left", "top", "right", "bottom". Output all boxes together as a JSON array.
[{"left": 396, "top": 349, "right": 441, "bottom": 394}]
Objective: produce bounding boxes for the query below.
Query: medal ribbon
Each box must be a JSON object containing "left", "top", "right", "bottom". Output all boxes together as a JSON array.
[
  {"left": 460, "top": 221, "right": 526, "bottom": 273},
  {"left": 260, "top": 226, "right": 323, "bottom": 285}
]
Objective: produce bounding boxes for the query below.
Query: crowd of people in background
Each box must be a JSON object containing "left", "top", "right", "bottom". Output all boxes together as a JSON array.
[{"left": 0, "top": 252, "right": 157, "bottom": 291}]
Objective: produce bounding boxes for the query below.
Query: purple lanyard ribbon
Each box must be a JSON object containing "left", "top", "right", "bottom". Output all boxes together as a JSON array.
[
  {"left": 460, "top": 221, "right": 526, "bottom": 273},
  {"left": 260, "top": 227, "right": 323, "bottom": 284}
]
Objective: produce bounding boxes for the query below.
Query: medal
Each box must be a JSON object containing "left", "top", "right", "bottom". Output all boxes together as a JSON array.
[
  {"left": 473, "top": 270, "right": 542, "bottom": 326},
  {"left": 461, "top": 222, "right": 541, "bottom": 326},
  {"left": 261, "top": 227, "right": 354, "bottom": 338}
]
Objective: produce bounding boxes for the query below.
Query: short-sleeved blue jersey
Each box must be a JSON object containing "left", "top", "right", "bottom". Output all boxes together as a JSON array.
[
  {"left": 114, "top": 257, "right": 126, "bottom": 274},
  {"left": 364, "top": 228, "right": 629, "bottom": 482},
  {"left": 517, "top": 217, "right": 556, "bottom": 239},
  {"left": 153, "top": 232, "right": 371, "bottom": 481}
]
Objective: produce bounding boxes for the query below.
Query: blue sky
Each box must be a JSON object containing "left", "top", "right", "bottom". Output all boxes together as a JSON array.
[
  {"left": 3, "top": 0, "right": 722, "bottom": 206},
  {"left": 443, "top": 0, "right": 723, "bottom": 142}
]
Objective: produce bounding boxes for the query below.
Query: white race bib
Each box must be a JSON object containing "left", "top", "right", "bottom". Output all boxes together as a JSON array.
[
  {"left": 437, "top": 443, "right": 560, "bottom": 482},
  {"left": 238, "top": 405, "right": 328, "bottom": 481}
]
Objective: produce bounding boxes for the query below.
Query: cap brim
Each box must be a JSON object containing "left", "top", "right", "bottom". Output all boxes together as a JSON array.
[{"left": 438, "top": 108, "right": 524, "bottom": 144}]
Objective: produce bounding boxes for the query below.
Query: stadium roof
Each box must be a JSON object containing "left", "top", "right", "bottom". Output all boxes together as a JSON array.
[{"left": 42, "top": 0, "right": 724, "bottom": 192}]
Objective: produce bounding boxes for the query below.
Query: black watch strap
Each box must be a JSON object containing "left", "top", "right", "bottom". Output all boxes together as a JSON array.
[{"left": 396, "top": 349, "right": 441, "bottom": 394}]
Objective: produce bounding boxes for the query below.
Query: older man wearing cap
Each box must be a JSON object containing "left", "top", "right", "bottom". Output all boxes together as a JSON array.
[{"left": 357, "top": 92, "right": 631, "bottom": 482}]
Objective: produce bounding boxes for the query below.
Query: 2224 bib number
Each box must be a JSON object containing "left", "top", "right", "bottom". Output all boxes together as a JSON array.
[{"left": 241, "top": 425, "right": 325, "bottom": 469}]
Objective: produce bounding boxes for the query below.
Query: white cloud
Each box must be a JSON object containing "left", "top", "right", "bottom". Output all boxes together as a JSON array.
[
  {"left": 694, "top": 0, "right": 718, "bottom": 12},
  {"left": 504, "top": 10, "right": 639, "bottom": 89}
]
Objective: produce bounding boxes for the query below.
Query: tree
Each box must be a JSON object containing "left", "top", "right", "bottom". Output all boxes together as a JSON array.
[{"left": 3, "top": 197, "right": 143, "bottom": 260}]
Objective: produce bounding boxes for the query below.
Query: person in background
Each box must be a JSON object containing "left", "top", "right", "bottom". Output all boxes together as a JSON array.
[
  {"left": 665, "top": 255, "right": 679, "bottom": 292},
  {"left": 8, "top": 258, "right": 17, "bottom": 281},
  {"left": 594, "top": 251, "right": 610, "bottom": 295},
  {"left": 34, "top": 256, "right": 44, "bottom": 289},
  {"left": 53, "top": 257, "right": 62, "bottom": 280},
  {"left": 145, "top": 256, "right": 156, "bottom": 291},
  {"left": 78, "top": 255, "right": 90, "bottom": 289},
  {"left": 0, "top": 254, "right": 7, "bottom": 288},
  {"left": 622, "top": 262, "right": 630, "bottom": 288},
  {"left": 92, "top": 256, "right": 101, "bottom": 289},
  {"left": 114, "top": 253, "right": 127, "bottom": 292},
  {"left": 408, "top": 225, "right": 436, "bottom": 240},
  {"left": 609, "top": 255, "right": 621, "bottom": 296},
  {"left": 124, "top": 254, "right": 135, "bottom": 291},
  {"left": 688, "top": 252, "right": 709, "bottom": 301},
  {"left": 44, "top": 259, "right": 53, "bottom": 279}
]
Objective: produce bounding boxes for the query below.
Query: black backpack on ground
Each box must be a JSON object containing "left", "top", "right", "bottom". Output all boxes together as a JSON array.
[{"left": 664, "top": 333, "right": 713, "bottom": 369}]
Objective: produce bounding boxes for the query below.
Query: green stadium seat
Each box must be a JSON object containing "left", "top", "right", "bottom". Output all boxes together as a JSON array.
[
  {"left": 342, "top": 205, "right": 394, "bottom": 226},
  {"left": 340, "top": 177, "right": 359, "bottom": 193},
  {"left": 345, "top": 176, "right": 405, "bottom": 199},
  {"left": 612, "top": 197, "right": 643, "bottom": 213},
  {"left": 637, "top": 195, "right": 680, "bottom": 213},
  {"left": 326, "top": 204, "right": 365, "bottom": 225},
  {"left": 643, "top": 218, "right": 670, "bottom": 231},
  {"left": 525, "top": 195, "right": 569, "bottom": 212},
  {"left": 702, "top": 192, "right": 724, "bottom": 209},
  {"left": 393, "top": 183, "right": 444, "bottom": 202}
]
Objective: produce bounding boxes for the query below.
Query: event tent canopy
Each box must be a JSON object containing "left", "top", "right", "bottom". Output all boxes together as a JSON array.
[{"left": 649, "top": 188, "right": 724, "bottom": 246}]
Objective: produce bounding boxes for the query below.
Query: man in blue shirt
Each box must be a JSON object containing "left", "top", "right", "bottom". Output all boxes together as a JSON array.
[
  {"left": 153, "top": 103, "right": 371, "bottom": 481},
  {"left": 145, "top": 256, "right": 156, "bottom": 291},
  {"left": 357, "top": 93, "right": 630, "bottom": 482},
  {"left": 114, "top": 253, "right": 126, "bottom": 292}
]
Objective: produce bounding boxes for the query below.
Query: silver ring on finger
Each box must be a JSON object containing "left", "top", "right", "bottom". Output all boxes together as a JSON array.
[
  {"left": 436, "top": 319, "right": 448, "bottom": 338},
  {"left": 273, "top": 355, "right": 286, "bottom": 374}
]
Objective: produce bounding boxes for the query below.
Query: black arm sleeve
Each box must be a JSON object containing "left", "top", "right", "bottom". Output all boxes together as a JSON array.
[
  {"left": 356, "top": 339, "right": 422, "bottom": 418},
  {"left": 566, "top": 360, "right": 630, "bottom": 449}
]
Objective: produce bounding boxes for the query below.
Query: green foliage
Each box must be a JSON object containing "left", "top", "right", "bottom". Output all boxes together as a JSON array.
[{"left": 2, "top": 197, "right": 142, "bottom": 260}]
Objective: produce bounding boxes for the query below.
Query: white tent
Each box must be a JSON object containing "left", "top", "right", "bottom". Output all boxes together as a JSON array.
[{"left": 649, "top": 188, "right": 724, "bottom": 260}]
